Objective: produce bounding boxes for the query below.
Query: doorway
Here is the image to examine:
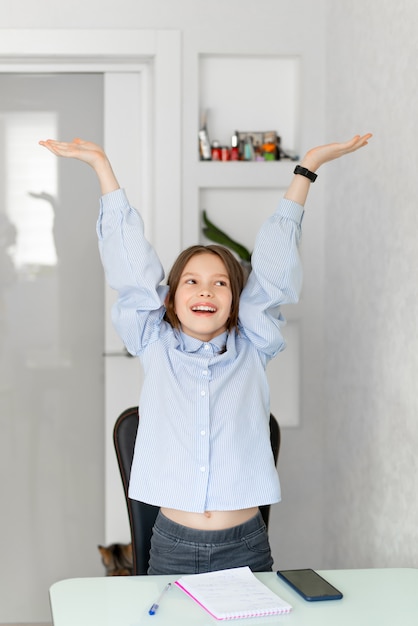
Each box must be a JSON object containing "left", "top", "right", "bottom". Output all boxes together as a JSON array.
[
  {"left": 0, "top": 72, "right": 105, "bottom": 620},
  {"left": 0, "top": 30, "right": 181, "bottom": 622}
]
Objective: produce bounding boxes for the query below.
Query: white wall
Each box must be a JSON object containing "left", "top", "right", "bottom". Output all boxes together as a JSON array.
[
  {"left": 2, "top": 0, "right": 417, "bottom": 621},
  {"left": 323, "top": 0, "right": 418, "bottom": 567}
]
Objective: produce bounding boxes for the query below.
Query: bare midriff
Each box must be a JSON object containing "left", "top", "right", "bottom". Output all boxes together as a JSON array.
[{"left": 160, "top": 506, "right": 259, "bottom": 530}]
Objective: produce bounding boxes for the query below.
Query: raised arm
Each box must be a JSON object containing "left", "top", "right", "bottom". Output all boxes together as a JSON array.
[
  {"left": 40, "top": 137, "right": 167, "bottom": 355},
  {"left": 286, "top": 133, "right": 372, "bottom": 206},
  {"left": 239, "top": 133, "right": 372, "bottom": 357},
  {"left": 39, "top": 138, "right": 119, "bottom": 195}
]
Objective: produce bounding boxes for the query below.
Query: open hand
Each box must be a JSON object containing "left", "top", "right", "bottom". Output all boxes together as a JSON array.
[
  {"left": 39, "top": 138, "right": 107, "bottom": 169},
  {"left": 39, "top": 138, "right": 119, "bottom": 194},
  {"left": 302, "top": 133, "right": 372, "bottom": 171}
]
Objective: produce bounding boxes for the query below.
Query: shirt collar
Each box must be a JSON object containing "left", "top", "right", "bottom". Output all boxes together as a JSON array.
[{"left": 178, "top": 330, "right": 228, "bottom": 354}]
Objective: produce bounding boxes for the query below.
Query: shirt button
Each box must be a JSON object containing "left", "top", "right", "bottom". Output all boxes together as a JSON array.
[
  {"left": 200, "top": 466, "right": 206, "bottom": 472},
  {"left": 201, "top": 390, "right": 206, "bottom": 396},
  {"left": 202, "top": 370, "right": 208, "bottom": 376},
  {"left": 204, "top": 344, "right": 210, "bottom": 350},
  {"left": 200, "top": 430, "right": 206, "bottom": 436}
]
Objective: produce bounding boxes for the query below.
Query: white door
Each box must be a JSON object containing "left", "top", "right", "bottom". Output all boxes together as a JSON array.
[
  {"left": 0, "top": 71, "right": 105, "bottom": 622},
  {"left": 0, "top": 29, "right": 181, "bottom": 623}
]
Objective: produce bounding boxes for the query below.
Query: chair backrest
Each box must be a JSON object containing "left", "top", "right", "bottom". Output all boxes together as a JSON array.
[
  {"left": 113, "top": 406, "right": 159, "bottom": 575},
  {"left": 260, "top": 414, "right": 280, "bottom": 528},
  {"left": 113, "top": 406, "right": 280, "bottom": 575}
]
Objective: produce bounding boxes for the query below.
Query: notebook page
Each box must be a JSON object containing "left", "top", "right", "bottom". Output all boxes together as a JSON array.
[{"left": 175, "top": 566, "right": 292, "bottom": 620}]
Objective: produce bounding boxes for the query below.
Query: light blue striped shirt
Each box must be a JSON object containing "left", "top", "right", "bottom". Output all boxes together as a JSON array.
[{"left": 97, "top": 189, "right": 304, "bottom": 512}]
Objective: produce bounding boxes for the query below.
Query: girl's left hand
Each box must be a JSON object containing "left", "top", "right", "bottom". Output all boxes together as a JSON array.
[{"left": 302, "top": 133, "right": 373, "bottom": 171}]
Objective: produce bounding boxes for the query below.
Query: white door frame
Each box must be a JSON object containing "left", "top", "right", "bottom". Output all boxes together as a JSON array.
[
  {"left": 0, "top": 29, "right": 181, "bottom": 542},
  {"left": 0, "top": 29, "right": 181, "bottom": 265}
]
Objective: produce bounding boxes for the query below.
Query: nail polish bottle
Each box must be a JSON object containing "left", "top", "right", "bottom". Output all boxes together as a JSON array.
[
  {"left": 211, "top": 141, "right": 221, "bottom": 160},
  {"left": 221, "top": 146, "right": 230, "bottom": 161}
]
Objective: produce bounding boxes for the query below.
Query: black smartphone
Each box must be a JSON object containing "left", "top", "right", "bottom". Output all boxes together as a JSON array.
[{"left": 276, "top": 569, "right": 343, "bottom": 602}]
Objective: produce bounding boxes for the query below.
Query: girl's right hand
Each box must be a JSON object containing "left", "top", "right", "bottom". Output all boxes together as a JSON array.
[
  {"left": 39, "top": 137, "right": 107, "bottom": 168},
  {"left": 39, "top": 138, "right": 120, "bottom": 194}
]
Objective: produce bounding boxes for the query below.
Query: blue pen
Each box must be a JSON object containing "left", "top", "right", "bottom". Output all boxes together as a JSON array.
[{"left": 149, "top": 582, "right": 172, "bottom": 615}]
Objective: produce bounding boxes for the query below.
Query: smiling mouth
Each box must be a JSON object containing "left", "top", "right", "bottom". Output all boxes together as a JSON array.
[{"left": 191, "top": 305, "right": 217, "bottom": 313}]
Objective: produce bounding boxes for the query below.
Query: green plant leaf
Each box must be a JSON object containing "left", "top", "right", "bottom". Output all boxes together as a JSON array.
[{"left": 202, "top": 211, "right": 252, "bottom": 263}]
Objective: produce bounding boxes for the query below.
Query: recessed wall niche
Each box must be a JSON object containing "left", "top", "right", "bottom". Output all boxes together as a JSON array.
[{"left": 199, "top": 54, "right": 300, "bottom": 156}]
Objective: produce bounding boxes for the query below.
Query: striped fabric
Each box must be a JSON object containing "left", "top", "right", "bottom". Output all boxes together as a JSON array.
[{"left": 97, "top": 189, "right": 304, "bottom": 513}]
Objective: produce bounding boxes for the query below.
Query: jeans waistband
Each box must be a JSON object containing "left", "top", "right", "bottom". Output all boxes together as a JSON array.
[{"left": 154, "top": 510, "right": 265, "bottom": 544}]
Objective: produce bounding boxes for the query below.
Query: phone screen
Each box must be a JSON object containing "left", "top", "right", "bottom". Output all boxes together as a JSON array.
[{"left": 277, "top": 569, "right": 343, "bottom": 602}]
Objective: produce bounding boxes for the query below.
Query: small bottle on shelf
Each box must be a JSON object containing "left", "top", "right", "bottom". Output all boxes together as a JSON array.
[
  {"left": 221, "top": 146, "right": 230, "bottom": 161},
  {"left": 230, "top": 132, "right": 240, "bottom": 161},
  {"left": 199, "top": 128, "right": 212, "bottom": 160},
  {"left": 244, "top": 136, "right": 255, "bottom": 161},
  {"left": 211, "top": 141, "right": 221, "bottom": 161},
  {"left": 198, "top": 110, "right": 212, "bottom": 161}
]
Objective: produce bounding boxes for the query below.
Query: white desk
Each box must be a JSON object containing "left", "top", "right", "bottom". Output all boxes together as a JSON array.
[{"left": 50, "top": 568, "right": 418, "bottom": 626}]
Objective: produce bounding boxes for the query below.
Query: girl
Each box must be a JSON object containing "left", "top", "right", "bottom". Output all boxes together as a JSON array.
[{"left": 40, "top": 133, "right": 372, "bottom": 574}]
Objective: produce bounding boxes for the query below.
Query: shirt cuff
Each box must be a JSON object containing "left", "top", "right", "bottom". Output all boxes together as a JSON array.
[
  {"left": 276, "top": 197, "right": 305, "bottom": 225},
  {"left": 100, "top": 187, "right": 130, "bottom": 213}
]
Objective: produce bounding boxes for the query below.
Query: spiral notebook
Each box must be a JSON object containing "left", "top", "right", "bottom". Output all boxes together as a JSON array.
[{"left": 175, "top": 566, "right": 292, "bottom": 620}]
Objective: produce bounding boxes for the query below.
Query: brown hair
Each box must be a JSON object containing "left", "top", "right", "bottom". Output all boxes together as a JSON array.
[{"left": 164, "top": 245, "right": 245, "bottom": 333}]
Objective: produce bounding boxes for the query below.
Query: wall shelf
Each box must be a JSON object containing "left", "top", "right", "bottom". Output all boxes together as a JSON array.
[
  {"left": 196, "top": 159, "right": 297, "bottom": 189},
  {"left": 199, "top": 54, "right": 300, "bottom": 154}
]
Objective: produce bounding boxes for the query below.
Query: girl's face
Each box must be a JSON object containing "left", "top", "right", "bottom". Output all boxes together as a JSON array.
[{"left": 173, "top": 252, "right": 233, "bottom": 342}]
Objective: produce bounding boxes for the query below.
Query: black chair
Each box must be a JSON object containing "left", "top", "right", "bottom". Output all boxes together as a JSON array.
[{"left": 113, "top": 406, "right": 281, "bottom": 575}]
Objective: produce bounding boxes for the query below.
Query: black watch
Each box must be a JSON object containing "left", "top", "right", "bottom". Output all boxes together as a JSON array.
[{"left": 293, "top": 165, "right": 317, "bottom": 182}]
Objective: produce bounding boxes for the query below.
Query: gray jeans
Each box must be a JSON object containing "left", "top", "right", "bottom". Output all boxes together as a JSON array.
[{"left": 148, "top": 510, "right": 273, "bottom": 575}]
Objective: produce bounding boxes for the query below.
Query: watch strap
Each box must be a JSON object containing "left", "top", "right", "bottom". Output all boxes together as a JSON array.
[{"left": 293, "top": 165, "right": 317, "bottom": 182}]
